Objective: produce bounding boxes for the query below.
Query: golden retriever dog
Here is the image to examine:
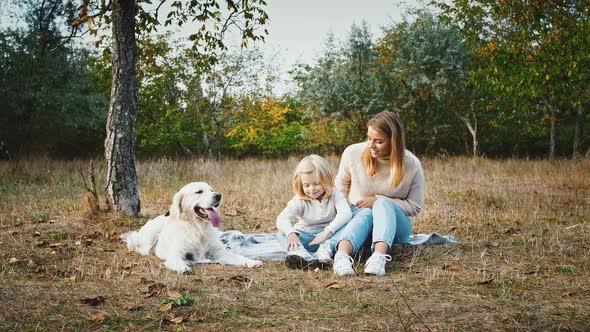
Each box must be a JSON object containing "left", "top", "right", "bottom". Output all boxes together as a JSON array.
[{"left": 121, "top": 182, "right": 263, "bottom": 273}]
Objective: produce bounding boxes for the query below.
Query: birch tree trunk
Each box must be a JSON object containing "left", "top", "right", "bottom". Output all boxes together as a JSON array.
[
  {"left": 543, "top": 99, "right": 557, "bottom": 160},
  {"left": 104, "top": 0, "right": 140, "bottom": 217},
  {"left": 455, "top": 111, "right": 478, "bottom": 157}
]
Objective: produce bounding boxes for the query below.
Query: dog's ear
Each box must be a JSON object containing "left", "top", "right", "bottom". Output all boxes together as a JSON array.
[{"left": 169, "top": 192, "right": 183, "bottom": 218}]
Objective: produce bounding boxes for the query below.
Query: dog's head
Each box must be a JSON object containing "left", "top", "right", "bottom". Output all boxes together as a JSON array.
[{"left": 169, "top": 182, "right": 222, "bottom": 227}]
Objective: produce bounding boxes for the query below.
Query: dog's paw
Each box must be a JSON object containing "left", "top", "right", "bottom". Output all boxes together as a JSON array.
[
  {"left": 165, "top": 260, "right": 192, "bottom": 273},
  {"left": 246, "top": 259, "right": 263, "bottom": 268}
]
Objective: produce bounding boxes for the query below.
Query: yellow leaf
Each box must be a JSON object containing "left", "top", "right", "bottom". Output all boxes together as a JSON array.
[
  {"left": 545, "top": 74, "right": 550, "bottom": 80},
  {"left": 167, "top": 290, "right": 182, "bottom": 299},
  {"left": 159, "top": 302, "right": 173, "bottom": 312},
  {"left": 89, "top": 312, "right": 105, "bottom": 323},
  {"left": 168, "top": 314, "right": 184, "bottom": 323}
]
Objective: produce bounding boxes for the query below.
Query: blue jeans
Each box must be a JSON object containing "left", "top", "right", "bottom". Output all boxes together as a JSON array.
[
  {"left": 277, "top": 224, "right": 351, "bottom": 253},
  {"left": 325, "top": 198, "right": 412, "bottom": 255}
]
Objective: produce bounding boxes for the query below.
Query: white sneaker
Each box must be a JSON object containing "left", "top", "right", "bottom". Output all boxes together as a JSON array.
[
  {"left": 285, "top": 246, "right": 317, "bottom": 270},
  {"left": 333, "top": 251, "right": 355, "bottom": 276},
  {"left": 364, "top": 253, "right": 392, "bottom": 276},
  {"left": 313, "top": 244, "right": 333, "bottom": 264}
]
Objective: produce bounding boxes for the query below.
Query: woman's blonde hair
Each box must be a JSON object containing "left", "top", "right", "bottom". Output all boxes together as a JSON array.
[
  {"left": 292, "top": 155, "right": 335, "bottom": 200},
  {"left": 362, "top": 111, "right": 406, "bottom": 187}
]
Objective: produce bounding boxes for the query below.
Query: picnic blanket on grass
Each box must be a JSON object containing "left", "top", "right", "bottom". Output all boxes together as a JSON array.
[{"left": 208, "top": 230, "right": 459, "bottom": 262}]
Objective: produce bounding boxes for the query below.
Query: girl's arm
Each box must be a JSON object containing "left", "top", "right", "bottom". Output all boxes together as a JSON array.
[
  {"left": 325, "top": 188, "right": 353, "bottom": 234},
  {"left": 275, "top": 196, "right": 302, "bottom": 236},
  {"left": 309, "top": 189, "right": 352, "bottom": 246}
]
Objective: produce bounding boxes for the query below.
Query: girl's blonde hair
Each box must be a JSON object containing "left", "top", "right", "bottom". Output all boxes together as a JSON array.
[
  {"left": 292, "top": 155, "right": 335, "bottom": 200},
  {"left": 362, "top": 111, "right": 406, "bottom": 187}
]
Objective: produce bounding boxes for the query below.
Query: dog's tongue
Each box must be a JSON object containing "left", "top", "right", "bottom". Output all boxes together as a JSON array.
[{"left": 206, "top": 208, "right": 221, "bottom": 227}]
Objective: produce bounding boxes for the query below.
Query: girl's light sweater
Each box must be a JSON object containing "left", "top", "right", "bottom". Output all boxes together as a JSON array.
[
  {"left": 336, "top": 142, "right": 424, "bottom": 217},
  {"left": 275, "top": 188, "right": 352, "bottom": 236}
]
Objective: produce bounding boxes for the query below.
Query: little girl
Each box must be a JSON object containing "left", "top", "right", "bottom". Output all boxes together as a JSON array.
[{"left": 276, "top": 154, "right": 352, "bottom": 269}]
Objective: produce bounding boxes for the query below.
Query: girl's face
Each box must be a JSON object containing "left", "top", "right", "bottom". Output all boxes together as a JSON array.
[
  {"left": 367, "top": 126, "right": 391, "bottom": 159},
  {"left": 300, "top": 172, "right": 326, "bottom": 200}
]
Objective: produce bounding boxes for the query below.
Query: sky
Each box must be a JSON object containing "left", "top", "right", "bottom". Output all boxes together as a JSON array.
[
  {"left": 0, "top": 0, "right": 423, "bottom": 93},
  {"left": 260, "top": 0, "right": 420, "bottom": 68}
]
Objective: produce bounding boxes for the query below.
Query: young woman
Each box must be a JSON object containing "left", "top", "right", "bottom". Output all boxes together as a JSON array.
[
  {"left": 276, "top": 155, "right": 352, "bottom": 269},
  {"left": 324, "top": 111, "right": 425, "bottom": 276}
]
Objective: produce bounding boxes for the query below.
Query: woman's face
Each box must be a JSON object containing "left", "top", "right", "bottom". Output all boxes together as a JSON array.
[{"left": 367, "top": 126, "right": 391, "bottom": 159}]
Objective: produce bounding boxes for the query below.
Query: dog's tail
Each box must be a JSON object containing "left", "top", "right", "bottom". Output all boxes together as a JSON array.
[{"left": 120, "top": 217, "right": 165, "bottom": 255}]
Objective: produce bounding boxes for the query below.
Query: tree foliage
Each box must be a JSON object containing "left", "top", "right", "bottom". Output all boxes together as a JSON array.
[{"left": 0, "top": 0, "right": 107, "bottom": 159}]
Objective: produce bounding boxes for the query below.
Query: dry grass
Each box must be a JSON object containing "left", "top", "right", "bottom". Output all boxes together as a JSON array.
[{"left": 0, "top": 156, "right": 589, "bottom": 331}]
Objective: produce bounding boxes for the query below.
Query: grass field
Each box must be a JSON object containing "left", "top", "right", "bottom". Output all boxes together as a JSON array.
[{"left": 1, "top": 156, "right": 589, "bottom": 331}]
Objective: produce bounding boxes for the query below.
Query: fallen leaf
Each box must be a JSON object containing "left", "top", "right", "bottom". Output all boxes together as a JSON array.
[
  {"left": 8, "top": 257, "right": 19, "bottom": 264},
  {"left": 143, "top": 283, "right": 166, "bottom": 298},
  {"left": 80, "top": 296, "right": 105, "bottom": 306},
  {"left": 104, "top": 268, "right": 112, "bottom": 280},
  {"left": 166, "top": 314, "right": 185, "bottom": 324},
  {"left": 33, "top": 231, "right": 41, "bottom": 237},
  {"left": 167, "top": 290, "right": 182, "bottom": 299},
  {"left": 562, "top": 291, "right": 575, "bottom": 298},
  {"left": 217, "top": 275, "right": 251, "bottom": 287},
  {"left": 89, "top": 312, "right": 105, "bottom": 323},
  {"left": 324, "top": 281, "right": 345, "bottom": 289},
  {"left": 122, "top": 303, "right": 143, "bottom": 311},
  {"left": 159, "top": 302, "right": 173, "bottom": 312},
  {"left": 488, "top": 241, "right": 500, "bottom": 247}
]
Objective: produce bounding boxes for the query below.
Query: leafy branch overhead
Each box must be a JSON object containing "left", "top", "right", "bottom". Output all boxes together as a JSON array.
[{"left": 71, "top": 0, "right": 268, "bottom": 67}]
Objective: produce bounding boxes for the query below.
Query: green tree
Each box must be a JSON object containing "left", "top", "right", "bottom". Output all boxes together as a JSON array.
[
  {"left": 295, "top": 22, "right": 389, "bottom": 140},
  {"left": 437, "top": 0, "right": 590, "bottom": 158},
  {"left": 377, "top": 11, "right": 475, "bottom": 155},
  {"left": 0, "top": 0, "right": 107, "bottom": 161},
  {"left": 73, "top": 0, "right": 268, "bottom": 216}
]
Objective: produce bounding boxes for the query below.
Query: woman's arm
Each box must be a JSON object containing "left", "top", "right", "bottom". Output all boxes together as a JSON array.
[
  {"left": 335, "top": 148, "right": 352, "bottom": 197},
  {"left": 377, "top": 164, "right": 424, "bottom": 216}
]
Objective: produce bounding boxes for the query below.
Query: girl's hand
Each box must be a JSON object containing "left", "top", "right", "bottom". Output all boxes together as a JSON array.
[
  {"left": 356, "top": 196, "right": 377, "bottom": 208},
  {"left": 287, "top": 233, "right": 303, "bottom": 251},
  {"left": 309, "top": 229, "right": 333, "bottom": 246}
]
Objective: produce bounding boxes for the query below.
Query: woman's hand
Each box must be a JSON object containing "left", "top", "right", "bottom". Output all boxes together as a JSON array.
[
  {"left": 356, "top": 196, "right": 377, "bottom": 208},
  {"left": 309, "top": 229, "right": 333, "bottom": 246},
  {"left": 287, "top": 232, "right": 303, "bottom": 251}
]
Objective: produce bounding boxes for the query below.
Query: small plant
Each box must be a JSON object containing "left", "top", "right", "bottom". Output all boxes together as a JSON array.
[
  {"left": 162, "top": 292, "right": 194, "bottom": 308},
  {"left": 558, "top": 265, "right": 577, "bottom": 274}
]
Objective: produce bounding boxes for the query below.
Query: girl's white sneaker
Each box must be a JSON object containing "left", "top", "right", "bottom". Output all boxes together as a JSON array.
[{"left": 313, "top": 244, "right": 333, "bottom": 264}]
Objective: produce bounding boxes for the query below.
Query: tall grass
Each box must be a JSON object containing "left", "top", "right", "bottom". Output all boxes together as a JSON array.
[{"left": 1, "top": 156, "right": 589, "bottom": 330}]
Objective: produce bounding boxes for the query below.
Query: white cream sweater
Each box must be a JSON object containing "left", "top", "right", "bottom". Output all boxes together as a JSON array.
[{"left": 336, "top": 142, "right": 424, "bottom": 217}]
